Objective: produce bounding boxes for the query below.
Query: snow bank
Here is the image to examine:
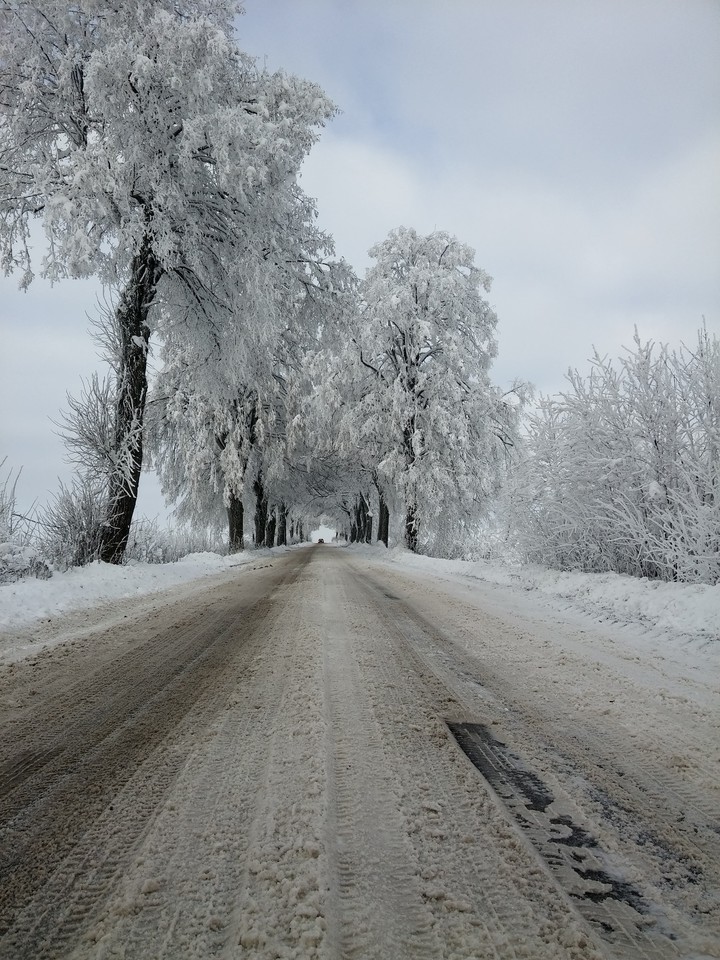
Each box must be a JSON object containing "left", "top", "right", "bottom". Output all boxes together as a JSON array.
[
  {"left": 370, "top": 545, "right": 720, "bottom": 650},
  {"left": 0, "top": 549, "right": 282, "bottom": 631}
]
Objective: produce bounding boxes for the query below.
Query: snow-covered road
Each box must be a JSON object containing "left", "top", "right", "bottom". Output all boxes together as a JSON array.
[{"left": 0, "top": 546, "right": 717, "bottom": 959}]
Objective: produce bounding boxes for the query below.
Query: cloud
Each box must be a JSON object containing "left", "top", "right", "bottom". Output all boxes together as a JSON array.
[
  {"left": 301, "top": 123, "right": 718, "bottom": 394},
  {"left": 381, "top": 0, "right": 720, "bottom": 180},
  {"left": 587, "top": 131, "right": 720, "bottom": 303},
  {"left": 239, "top": 1, "right": 720, "bottom": 397}
]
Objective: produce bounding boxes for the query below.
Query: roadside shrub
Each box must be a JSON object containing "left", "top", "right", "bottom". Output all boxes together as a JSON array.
[
  {"left": 39, "top": 476, "right": 107, "bottom": 570},
  {"left": 0, "top": 459, "right": 49, "bottom": 582},
  {"left": 512, "top": 326, "right": 719, "bottom": 584}
]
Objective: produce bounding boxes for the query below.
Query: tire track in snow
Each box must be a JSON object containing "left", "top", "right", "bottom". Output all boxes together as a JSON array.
[
  {"left": 0, "top": 550, "right": 313, "bottom": 959},
  {"left": 336, "top": 560, "right": 602, "bottom": 960},
  {"left": 85, "top": 549, "right": 332, "bottom": 960},
  {"left": 3, "top": 545, "right": 713, "bottom": 958},
  {"left": 0, "top": 607, "right": 240, "bottom": 955},
  {"left": 216, "top": 563, "right": 329, "bottom": 960},
  {"left": 421, "top": 609, "right": 719, "bottom": 954},
  {"left": 321, "top": 563, "right": 439, "bottom": 959},
  {"left": 369, "top": 589, "right": 685, "bottom": 960},
  {"left": 349, "top": 559, "right": 719, "bottom": 959},
  {"left": 75, "top": 624, "right": 293, "bottom": 958}
]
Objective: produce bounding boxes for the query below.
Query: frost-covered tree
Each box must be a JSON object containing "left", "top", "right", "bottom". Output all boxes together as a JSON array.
[
  {"left": 0, "top": 0, "right": 334, "bottom": 562},
  {"left": 512, "top": 326, "right": 719, "bottom": 583},
  {"left": 150, "top": 208, "right": 351, "bottom": 551},
  {"left": 351, "top": 226, "right": 521, "bottom": 553}
]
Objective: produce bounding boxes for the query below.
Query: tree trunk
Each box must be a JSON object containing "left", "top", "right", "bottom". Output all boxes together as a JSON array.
[
  {"left": 216, "top": 400, "right": 255, "bottom": 555},
  {"left": 355, "top": 493, "right": 373, "bottom": 544},
  {"left": 403, "top": 418, "right": 419, "bottom": 553},
  {"left": 360, "top": 493, "right": 373, "bottom": 544},
  {"left": 227, "top": 494, "right": 244, "bottom": 552},
  {"left": 405, "top": 502, "right": 419, "bottom": 553},
  {"left": 277, "top": 503, "right": 287, "bottom": 546},
  {"left": 378, "top": 491, "right": 390, "bottom": 547},
  {"left": 99, "top": 238, "right": 161, "bottom": 564},
  {"left": 265, "top": 507, "right": 276, "bottom": 548},
  {"left": 254, "top": 473, "right": 268, "bottom": 547}
]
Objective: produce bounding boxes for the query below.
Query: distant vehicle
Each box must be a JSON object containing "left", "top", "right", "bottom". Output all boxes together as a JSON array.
[{"left": 317, "top": 538, "right": 324, "bottom": 544}]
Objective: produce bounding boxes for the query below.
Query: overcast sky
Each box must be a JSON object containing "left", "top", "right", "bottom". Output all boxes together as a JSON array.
[{"left": 1, "top": 0, "right": 719, "bottom": 521}]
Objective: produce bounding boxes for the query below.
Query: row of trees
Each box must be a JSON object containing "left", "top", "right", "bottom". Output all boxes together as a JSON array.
[
  {"left": 1, "top": 0, "right": 518, "bottom": 564},
  {"left": 146, "top": 225, "right": 522, "bottom": 558},
  {"left": 1, "top": 0, "right": 344, "bottom": 561}
]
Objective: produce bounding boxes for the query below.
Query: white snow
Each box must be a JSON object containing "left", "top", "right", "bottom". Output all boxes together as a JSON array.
[
  {"left": 0, "top": 553, "right": 231, "bottom": 630},
  {"left": 372, "top": 545, "right": 720, "bottom": 652},
  {"left": 0, "top": 548, "right": 290, "bottom": 660}
]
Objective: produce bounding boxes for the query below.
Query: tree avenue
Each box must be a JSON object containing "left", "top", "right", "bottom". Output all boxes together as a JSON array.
[
  {"left": 0, "top": 0, "right": 521, "bottom": 563},
  {"left": 0, "top": 0, "right": 334, "bottom": 561}
]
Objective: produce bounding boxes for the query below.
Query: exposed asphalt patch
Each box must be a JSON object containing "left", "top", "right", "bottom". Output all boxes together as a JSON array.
[
  {"left": 447, "top": 721, "right": 554, "bottom": 813},
  {"left": 447, "top": 721, "right": 682, "bottom": 959}
]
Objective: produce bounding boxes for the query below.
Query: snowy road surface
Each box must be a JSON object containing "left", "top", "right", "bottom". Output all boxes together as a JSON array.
[{"left": 0, "top": 546, "right": 718, "bottom": 959}]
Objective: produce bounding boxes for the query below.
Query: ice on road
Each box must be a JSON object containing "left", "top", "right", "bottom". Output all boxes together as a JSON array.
[{"left": 0, "top": 547, "right": 717, "bottom": 959}]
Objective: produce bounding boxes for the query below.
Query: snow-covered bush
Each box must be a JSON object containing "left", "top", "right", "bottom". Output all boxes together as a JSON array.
[
  {"left": 0, "top": 459, "right": 49, "bottom": 582},
  {"left": 38, "top": 479, "right": 228, "bottom": 568},
  {"left": 0, "top": 459, "right": 19, "bottom": 545},
  {"left": 0, "top": 542, "right": 49, "bottom": 582},
  {"left": 512, "top": 326, "right": 719, "bottom": 584},
  {"left": 39, "top": 477, "right": 108, "bottom": 570}
]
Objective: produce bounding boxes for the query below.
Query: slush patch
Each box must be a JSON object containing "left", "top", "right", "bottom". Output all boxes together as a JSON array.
[{"left": 447, "top": 721, "right": 681, "bottom": 960}]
